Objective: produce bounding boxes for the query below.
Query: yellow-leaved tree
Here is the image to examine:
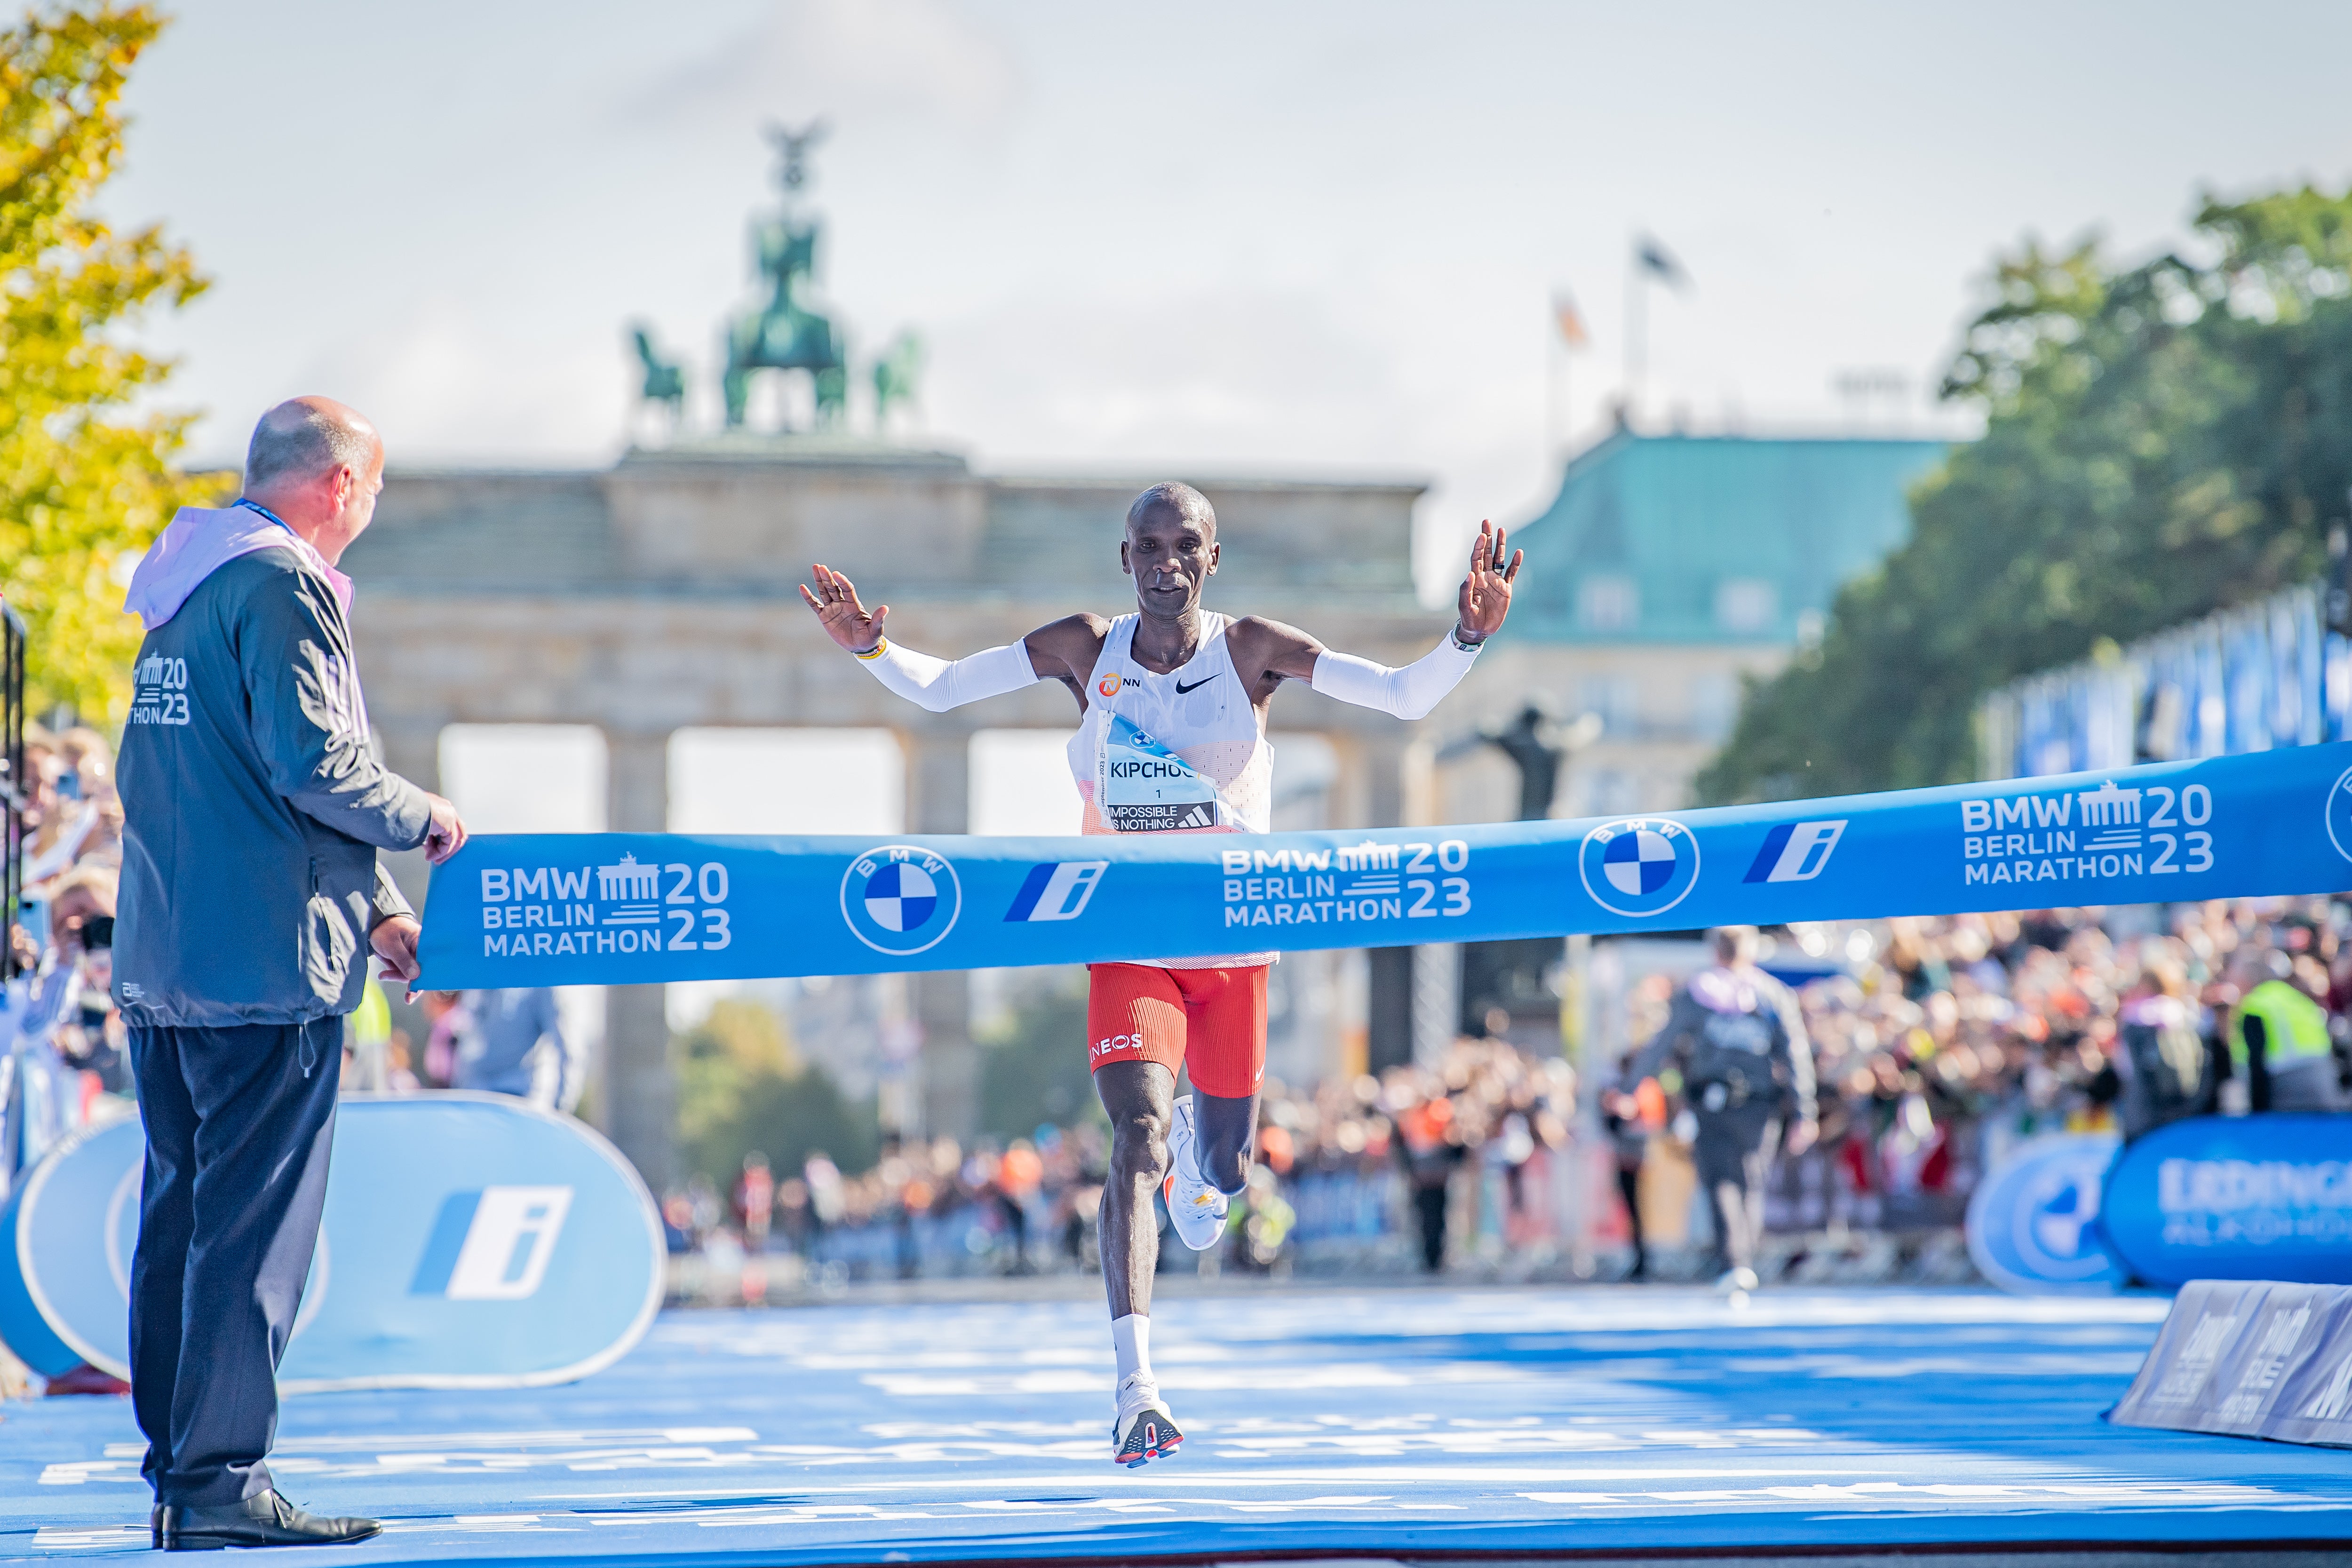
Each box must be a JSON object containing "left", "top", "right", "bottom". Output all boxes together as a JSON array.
[{"left": 2, "top": 3, "right": 215, "bottom": 727}]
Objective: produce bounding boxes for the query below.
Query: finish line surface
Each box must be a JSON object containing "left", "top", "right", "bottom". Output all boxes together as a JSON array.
[{"left": 2, "top": 1288, "right": 2347, "bottom": 1564}]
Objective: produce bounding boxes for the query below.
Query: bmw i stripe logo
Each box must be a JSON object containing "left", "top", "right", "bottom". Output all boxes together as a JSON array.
[
  {"left": 841, "top": 846, "right": 962, "bottom": 955},
  {"left": 1577, "top": 816, "right": 1700, "bottom": 918}
]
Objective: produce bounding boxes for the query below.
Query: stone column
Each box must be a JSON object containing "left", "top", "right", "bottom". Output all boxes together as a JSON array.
[
  {"left": 902, "top": 722, "right": 976, "bottom": 1143},
  {"left": 603, "top": 727, "right": 676, "bottom": 1192},
  {"left": 1342, "top": 731, "right": 1430, "bottom": 1076}
]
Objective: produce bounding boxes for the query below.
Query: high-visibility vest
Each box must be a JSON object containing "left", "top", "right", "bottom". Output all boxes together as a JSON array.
[{"left": 2228, "top": 980, "right": 2332, "bottom": 1069}]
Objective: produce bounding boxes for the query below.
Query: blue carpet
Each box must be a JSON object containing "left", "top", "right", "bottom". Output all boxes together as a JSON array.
[{"left": 1, "top": 1287, "right": 2347, "bottom": 1562}]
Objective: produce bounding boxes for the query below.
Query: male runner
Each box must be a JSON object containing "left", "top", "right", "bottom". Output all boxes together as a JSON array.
[{"left": 801, "top": 482, "right": 1519, "bottom": 1466}]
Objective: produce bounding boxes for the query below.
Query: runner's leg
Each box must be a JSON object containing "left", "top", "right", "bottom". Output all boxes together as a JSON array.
[
  {"left": 1088, "top": 963, "right": 1191, "bottom": 1465},
  {"left": 1094, "top": 1059, "right": 1174, "bottom": 1318},
  {"left": 1178, "top": 965, "right": 1268, "bottom": 1194}
]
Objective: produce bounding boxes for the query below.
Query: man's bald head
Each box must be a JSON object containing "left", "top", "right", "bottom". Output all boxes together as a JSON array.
[
  {"left": 244, "top": 397, "right": 380, "bottom": 494},
  {"left": 1126, "top": 481, "right": 1215, "bottom": 538}
]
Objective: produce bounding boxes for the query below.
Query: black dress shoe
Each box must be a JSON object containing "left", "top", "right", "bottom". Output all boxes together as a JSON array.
[
  {"left": 159, "top": 1490, "right": 380, "bottom": 1551},
  {"left": 151, "top": 1504, "right": 163, "bottom": 1551}
]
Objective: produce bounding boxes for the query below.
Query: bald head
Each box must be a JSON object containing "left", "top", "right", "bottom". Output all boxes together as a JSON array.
[
  {"left": 1126, "top": 481, "right": 1215, "bottom": 538},
  {"left": 244, "top": 397, "right": 380, "bottom": 495},
  {"left": 241, "top": 396, "right": 387, "bottom": 565}
]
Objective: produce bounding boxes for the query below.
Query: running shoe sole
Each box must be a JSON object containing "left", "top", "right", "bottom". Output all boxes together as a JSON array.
[{"left": 1112, "top": 1407, "right": 1185, "bottom": 1468}]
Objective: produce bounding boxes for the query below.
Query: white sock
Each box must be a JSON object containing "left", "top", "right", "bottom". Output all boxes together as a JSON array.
[{"left": 1112, "top": 1313, "right": 1153, "bottom": 1393}]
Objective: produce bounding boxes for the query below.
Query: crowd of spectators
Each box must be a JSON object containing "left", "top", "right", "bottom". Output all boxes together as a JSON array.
[
  {"left": 2, "top": 723, "right": 137, "bottom": 1178},
  {"left": 660, "top": 900, "right": 2352, "bottom": 1295}
]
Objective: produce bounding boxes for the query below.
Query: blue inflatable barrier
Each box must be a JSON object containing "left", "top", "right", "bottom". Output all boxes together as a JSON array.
[
  {"left": 417, "top": 742, "right": 2352, "bottom": 990},
  {"left": 2102, "top": 1114, "right": 2352, "bottom": 1290},
  {"left": 0, "top": 1094, "right": 663, "bottom": 1390},
  {"left": 1964, "top": 1132, "right": 2129, "bottom": 1295}
]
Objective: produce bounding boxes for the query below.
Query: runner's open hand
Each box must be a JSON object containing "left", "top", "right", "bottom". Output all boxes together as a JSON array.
[
  {"left": 800, "top": 563, "right": 889, "bottom": 653},
  {"left": 1455, "top": 519, "right": 1522, "bottom": 645}
]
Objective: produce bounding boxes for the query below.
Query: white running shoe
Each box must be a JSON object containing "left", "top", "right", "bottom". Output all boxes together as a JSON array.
[
  {"left": 1164, "top": 1095, "right": 1229, "bottom": 1252},
  {"left": 1111, "top": 1377, "right": 1184, "bottom": 1468},
  {"left": 1713, "top": 1266, "right": 1760, "bottom": 1295}
]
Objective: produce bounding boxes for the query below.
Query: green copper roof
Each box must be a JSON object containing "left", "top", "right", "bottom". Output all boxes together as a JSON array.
[{"left": 1502, "top": 431, "right": 1951, "bottom": 645}]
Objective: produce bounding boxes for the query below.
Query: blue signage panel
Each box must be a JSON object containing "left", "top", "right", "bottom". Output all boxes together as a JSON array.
[
  {"left": 416, "top": 742, "right": 2352, "bottom": 989},
  {"left": 2102, "top": 1114, "right": 2352, "bottom": 1290},
  {"left": 1965, "top": 1133, "right": 2127, "bottom": 1295},
  {"left": 0, "top": 1095, "right": 663, "bottom": 1390}
]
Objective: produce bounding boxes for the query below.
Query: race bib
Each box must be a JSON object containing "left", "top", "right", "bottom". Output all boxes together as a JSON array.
[{"left": 1097, "top": 713, "right": 1222, "bottom": 832}]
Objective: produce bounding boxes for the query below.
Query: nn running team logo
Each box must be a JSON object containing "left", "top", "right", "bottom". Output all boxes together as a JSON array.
[
  {"left": 841, "top": 845, "right": 962, "bottom": 955},
  {"left": 1578, "top": 817, "right": 1700, "bottom": 918}
]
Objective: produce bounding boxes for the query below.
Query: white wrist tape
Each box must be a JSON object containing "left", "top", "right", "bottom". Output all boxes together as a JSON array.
[
  {"left": 1309, "top": 633, "right": 1479, "bottom": 720},
  {"left": 856, "top": 638, "right": 1040, "bottom": 713}
]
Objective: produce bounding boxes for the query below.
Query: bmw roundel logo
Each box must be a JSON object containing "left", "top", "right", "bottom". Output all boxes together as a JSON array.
[
  {"left": 841, "top": 846, "right": 962, "bottom": 955},
  {"left": 1578, "top": 816, "right": 1701, "bottom": 918},
  {"left": 2327, "top": 766, "right": 2352, "bottom": 864}
]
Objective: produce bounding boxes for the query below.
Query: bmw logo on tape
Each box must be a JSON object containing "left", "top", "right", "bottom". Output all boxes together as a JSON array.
[
  {"left": 1578, "top": 817, "right": 1700, "bottom": 918},
  {"left": 842, "top": 846, "right": 963, "bottom": 955},
  {"left": 2327, "top": 765, "right": 2352, "bottom": 865}
]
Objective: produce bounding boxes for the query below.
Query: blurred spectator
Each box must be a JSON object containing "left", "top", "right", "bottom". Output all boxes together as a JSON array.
[
  {"left": 735, "top": 1153, "right": 775, "bottom": 1252},
  {"left": 454, "top": 987, "right": 580, "bottom": 1111},
  {"left": 1633, "top": 926, "right": 1817, "bottom": 1293},
  {"left": 2225, "top": 950, "right": 2343, "bottom": 1111},
  {"left": 1600, "top": 1053, "right": 1653, "bottom": 1280}
]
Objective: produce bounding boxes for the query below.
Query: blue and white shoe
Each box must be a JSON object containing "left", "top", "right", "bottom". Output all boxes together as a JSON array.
[
  {"left": 1112, "top": 1380, "right": 1184, "bottom": 1468},
  {"left": 1164, "top": 1096, "right": 1230, "bottom": 1251}
]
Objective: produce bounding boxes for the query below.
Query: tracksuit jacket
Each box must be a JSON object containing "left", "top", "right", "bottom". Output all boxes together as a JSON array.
[{"left": 114, "top": 509, "right": 431, "bottom": 1026}]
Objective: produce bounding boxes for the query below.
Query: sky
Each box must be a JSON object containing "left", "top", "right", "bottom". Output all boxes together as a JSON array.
[{"left": 103, "top": 0, "right": 2352, "bottom": 589}]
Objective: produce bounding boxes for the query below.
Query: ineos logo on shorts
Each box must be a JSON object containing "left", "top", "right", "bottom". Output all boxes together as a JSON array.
[
  {"left": 1577, "top": 816, "right": 1700, "bottom": 918},
  {"left": 1092, "top": 1034, "right": 1142, "bottom": 1060},
  {"left": 841, "top": 845, "right": 962, "bottom": 955}
]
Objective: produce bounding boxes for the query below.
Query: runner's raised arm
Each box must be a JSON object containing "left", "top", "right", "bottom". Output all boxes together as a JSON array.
[{"left": 1224, "top": 518, "right": 1523, "bottom": 719}]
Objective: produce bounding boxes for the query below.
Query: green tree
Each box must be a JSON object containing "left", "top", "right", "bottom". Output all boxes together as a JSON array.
[
  {"left": 977, "top": 968, "right": 1101, "bottom": 1141},
  {"left": 674, "top": 998, "right": 878, "bottom": 1190},
  {"left": 1698, "top": 186, "right": 2352, "bottom": 803},
  {"left": 2, "top": 3, "right": 214, "bottom": 726}
]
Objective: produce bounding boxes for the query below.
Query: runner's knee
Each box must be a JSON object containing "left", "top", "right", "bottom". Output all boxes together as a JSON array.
[{"left": 1110, "top": 1112, "right": 1168, "bottom": 1181}]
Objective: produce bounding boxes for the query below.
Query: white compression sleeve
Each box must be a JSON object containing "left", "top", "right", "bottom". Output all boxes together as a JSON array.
[
  {"left": 1309, "top": 633, "right": 1480, "bottom": 721},
  {"left": 855, "top": 638, "right": 1040, "bottom": 713}
]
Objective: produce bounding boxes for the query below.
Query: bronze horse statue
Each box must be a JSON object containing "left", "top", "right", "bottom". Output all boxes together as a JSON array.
[{"left": 723, "top": 122, "right": 846, "bottom": 429}]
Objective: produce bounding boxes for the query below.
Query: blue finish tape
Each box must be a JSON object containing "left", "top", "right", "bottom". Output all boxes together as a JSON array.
[{"left": 418, "top": 743, "right": 2352, "bottom": 988}]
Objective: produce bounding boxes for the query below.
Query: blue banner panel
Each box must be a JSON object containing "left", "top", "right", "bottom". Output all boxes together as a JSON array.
[
  {"left": 0, "top": 1095, "right": 663, "bottom": 1390},
  {"left": 1964, "top": 1132, "right": 2127, "bottom": 1296},
  {"left": 415, "top": 743, "right": 2352, "bottom": 988},
  {"left": 2102, "top": 1114, "right": 2352, "bottom": 1290},
  {"left": 2109, "top": 1278, "right": 2352, "bottom": 1447}
]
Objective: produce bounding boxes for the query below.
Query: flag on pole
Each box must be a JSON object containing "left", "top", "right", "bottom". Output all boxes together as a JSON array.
[
  {"left": 1552, "top": 291, "right": 1589, "bottom": 349},
  {"left": 1635, "top": 234, "right": 1690, "bottom": 289}
]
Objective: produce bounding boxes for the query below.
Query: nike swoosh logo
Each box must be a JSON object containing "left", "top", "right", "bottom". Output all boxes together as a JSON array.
[{"left": 1174, "top": 675, "right": 1217, "bottom": 694}]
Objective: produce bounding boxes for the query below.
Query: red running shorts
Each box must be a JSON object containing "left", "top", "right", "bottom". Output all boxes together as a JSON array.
[{"left": 1086, "top": 962, "right": 1268, "bottom": 1099}]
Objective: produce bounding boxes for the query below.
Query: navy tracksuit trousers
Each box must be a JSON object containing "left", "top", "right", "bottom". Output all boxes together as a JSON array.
[{"left": 127, "top": 1019, "right": 342, "bottom": 1507}]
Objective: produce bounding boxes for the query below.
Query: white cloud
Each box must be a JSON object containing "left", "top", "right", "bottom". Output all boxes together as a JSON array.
[
  {"left": 295, "top": 300, "right": 628, "bottom": 465},
  {"left": 622, "top": 0, "right": 1019, "bottom": 136}
]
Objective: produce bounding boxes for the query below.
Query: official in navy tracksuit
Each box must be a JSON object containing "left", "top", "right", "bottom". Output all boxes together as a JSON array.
[{"left": 115, "top": 398, "right": 468, "bottom": 1551}]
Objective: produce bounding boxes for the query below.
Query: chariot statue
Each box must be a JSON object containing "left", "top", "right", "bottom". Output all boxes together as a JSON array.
[{"left": 722, "top": 120, "right": 846, "bottom": 430}]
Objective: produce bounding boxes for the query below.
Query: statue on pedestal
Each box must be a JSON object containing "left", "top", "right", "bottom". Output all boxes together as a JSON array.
[{"left": 722, "top": 120, "right": 846, "bottom": 430}]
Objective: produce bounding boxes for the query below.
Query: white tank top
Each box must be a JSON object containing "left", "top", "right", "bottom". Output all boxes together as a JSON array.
[{"left": 1068, "top": 613, "right": 1273, "bottom": 969}]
